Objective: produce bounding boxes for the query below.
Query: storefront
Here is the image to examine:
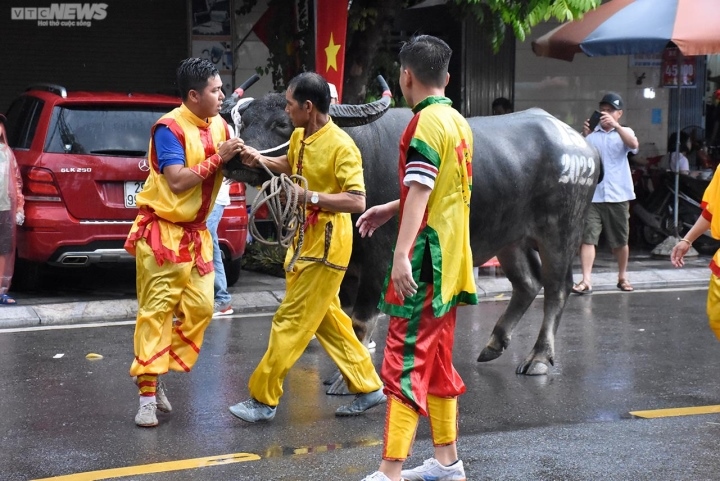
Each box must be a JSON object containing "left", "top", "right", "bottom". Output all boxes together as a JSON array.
[
  {"left": 516, "top": 21, "right": 708, "bottom": 164},
  {"left": 0, "top": 1, "right": 189, "bottom": 111}
]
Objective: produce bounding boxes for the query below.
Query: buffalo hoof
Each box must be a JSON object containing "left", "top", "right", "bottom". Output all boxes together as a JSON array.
[
  {"left": 477, "top": 346, "right": 504, "bottom": 362},
  {"left": 325, "top": 371, "right": 353, "bottom": 396},
  {"left": 516, "top": 360, "right": 549, "bottom": 376}
]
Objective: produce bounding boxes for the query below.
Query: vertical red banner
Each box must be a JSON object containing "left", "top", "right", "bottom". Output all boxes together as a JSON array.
[{"left": 315, "top": 0, "right": 349, "bottom": 102}]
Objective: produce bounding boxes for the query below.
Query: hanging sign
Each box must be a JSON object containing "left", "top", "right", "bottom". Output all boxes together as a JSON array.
[{"left": 661, "top": 48, "right": 696, "bottom": 87}]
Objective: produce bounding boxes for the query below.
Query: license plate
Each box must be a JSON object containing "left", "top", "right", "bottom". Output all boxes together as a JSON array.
[{"left": 124, "top": 181, "right": 145, "bottom": 208}]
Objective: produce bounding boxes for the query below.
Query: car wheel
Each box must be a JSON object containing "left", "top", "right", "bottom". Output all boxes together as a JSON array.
[
  {"left": 11, "top": 258, "right": 44, "bottom": 292},
  {"left": 224, "top": 257, "right": 243, "bottom": 287}
]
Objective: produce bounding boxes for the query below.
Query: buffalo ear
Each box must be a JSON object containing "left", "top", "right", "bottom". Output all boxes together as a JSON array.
[{"left": 270, "top": 119, "right": 294, "bottom": 139}]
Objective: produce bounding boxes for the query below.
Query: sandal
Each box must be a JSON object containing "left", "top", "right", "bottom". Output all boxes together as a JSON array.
[
  {"left": 571, "top": 281, "right": 592, "bottom": 295},
  {"left": 0, "top": 294, "right": 17, "bottom": 305},
  {"left": 617, "top": 279, "right": 634, "bottom": 292}
]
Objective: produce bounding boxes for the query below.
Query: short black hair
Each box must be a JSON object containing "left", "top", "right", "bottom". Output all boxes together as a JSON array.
[
  {"left": 668, "top": 131, "right": 690, "bottom": 153},
  {"left": 176, "top": 58, "right": 219, "bottom": 101},
  {"left": 492, "top": 97, "right": 513, "bottom": 113},
  {"left": 287, "top": 72, "right": 331, "bottom": 114},
  {"left": 398, "top": 35, "right": 451, "bottom": 88}
]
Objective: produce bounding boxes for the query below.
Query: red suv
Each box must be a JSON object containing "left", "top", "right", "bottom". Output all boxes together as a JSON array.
[{"left": 5, "top": 84, "right": 247, "bottom": 290}]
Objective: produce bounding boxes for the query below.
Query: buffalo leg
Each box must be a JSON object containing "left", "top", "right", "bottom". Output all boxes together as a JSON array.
[
  {"left": 515, "top": 243, "right": 575, "bottom": 375},
  {"left": 477, "top": 243, "right": 543, "bottom": 363}
]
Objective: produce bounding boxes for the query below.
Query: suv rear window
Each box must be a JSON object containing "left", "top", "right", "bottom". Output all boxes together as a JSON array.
[
  {"left": 44, "top": 106, "right": 170, "bottom": 156},
  {"left": 5, "top": 96, "right": 44, "bottom": 149}
]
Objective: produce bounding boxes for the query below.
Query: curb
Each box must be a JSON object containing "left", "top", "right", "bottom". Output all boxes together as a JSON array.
[{"left": 0, "top": 268, "right": 710, "bottom": 329}]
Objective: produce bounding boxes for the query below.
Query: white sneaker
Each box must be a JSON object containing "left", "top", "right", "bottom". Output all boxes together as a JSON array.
[
  {"left": 360, "top": 472, "right": 392, "bottom": 481},
  {"left": 156, "top": 380, "right": 172, "bottom": 413},
  {"left": 401, "top": 458, "right": 466, "bottom": 481},
  {"left": 133, "top": 376, "right": 171, "bottom": 413},
  {"left": 135, "top": 403, "right": 158, "bottom": 427},
  {"left": 213, "top": 305, "right": 234, "bottom": 317}
]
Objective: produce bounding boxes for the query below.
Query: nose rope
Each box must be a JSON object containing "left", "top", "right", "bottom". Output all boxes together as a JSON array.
[
  {"left": 257, "top": 141, "right": 290, "bottom": 155},
  {"left": 232, "top": 99, "right": 307, "bottom": 272}
]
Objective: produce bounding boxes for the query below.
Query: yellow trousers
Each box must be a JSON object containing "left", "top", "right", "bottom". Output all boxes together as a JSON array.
[
  {"left": 707, "top": 273, "right": 720, "bottom": 341},
  {"left": 383, "top": 394, "right": 458, "bottom": 461},
  {"left": 248, "top": 261, "right": 382, "bottom": 406},
  {"left": 130, "top": 238, "right": 214, "bottom": 377}
]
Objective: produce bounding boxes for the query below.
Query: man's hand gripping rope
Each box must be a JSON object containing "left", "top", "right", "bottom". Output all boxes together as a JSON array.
[{"left": 249, "top": 160, "right": 309, "bottom": 272}]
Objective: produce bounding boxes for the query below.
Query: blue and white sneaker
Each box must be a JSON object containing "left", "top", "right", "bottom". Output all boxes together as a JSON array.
[
  {"left": 401, "top": 458, "right": 466, "bottom": 481},
  {"left": 229, "top": 398, "right": 277, "bottom": 422}
]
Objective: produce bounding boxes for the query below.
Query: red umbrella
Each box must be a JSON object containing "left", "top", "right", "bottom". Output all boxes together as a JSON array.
[
  {"left": 531, "top": 0, "right": 720, "bottom": 245},
  {"left": 532, "top": 0, "right": 720, "bottom": 61}
]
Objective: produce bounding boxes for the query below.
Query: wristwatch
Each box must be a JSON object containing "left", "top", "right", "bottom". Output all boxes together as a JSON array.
[{"left": 310, "top": 191, "right": 319, "bottom": 204}]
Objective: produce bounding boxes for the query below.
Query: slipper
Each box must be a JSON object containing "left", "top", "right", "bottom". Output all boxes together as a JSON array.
[
  {"left": 571, "top": 281, "right": 592, "bottom": 295},
  {"left": 0, "top": 294, "right": 17, "bottom": 305},
  {"left": 617, "top": 279, "right": 634, "bottom": 292}
]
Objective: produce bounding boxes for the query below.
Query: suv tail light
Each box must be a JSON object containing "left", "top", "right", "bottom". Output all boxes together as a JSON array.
[
  {"left": 228, "top": 182, "right": 246, "bottom": 202},
  {"left": 23, "top": 167, "right": 62, "bottom": 201}
]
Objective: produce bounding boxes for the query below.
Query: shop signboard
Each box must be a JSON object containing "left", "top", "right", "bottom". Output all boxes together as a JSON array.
[{"left": 662, "top": 48, "right": 697, "bottom": 87}]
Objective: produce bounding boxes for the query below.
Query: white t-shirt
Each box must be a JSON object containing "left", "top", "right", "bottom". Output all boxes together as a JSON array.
[
  {"left": 215, "top": 179, "right": 231, "bottom": 206},
  {"left": 669, "top": 152, "right": 689, "bottom": 173},
  {"left": 586, "top": 126, "right": 639, "bottom": 203}
]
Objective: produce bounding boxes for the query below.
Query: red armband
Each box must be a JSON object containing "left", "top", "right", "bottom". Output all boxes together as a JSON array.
[{"left": 189, "top": 153, "right": 222, "bottom": 180}]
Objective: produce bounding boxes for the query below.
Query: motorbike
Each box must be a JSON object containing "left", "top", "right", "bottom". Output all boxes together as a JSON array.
[{"left": 632, "top": 169, "right": 720, "bottom": 254}]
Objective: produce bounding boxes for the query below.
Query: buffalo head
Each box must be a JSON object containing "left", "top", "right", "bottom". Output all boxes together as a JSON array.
[{"left": 222, "top": 76, "right": 392, "bottom": 186}]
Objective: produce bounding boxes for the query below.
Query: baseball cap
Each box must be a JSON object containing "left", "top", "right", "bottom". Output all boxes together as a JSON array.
[{"left": 599, "top": 93, "right": 623, "bottom": 110}]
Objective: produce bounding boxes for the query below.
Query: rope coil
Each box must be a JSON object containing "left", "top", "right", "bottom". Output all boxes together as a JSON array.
[{"left": 247, "top": 155, "right": 308, "bottom": 272}]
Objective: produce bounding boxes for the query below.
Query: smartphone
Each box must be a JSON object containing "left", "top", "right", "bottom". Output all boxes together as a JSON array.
[{"left": 588, "top": 110, "right": 602, "bottom": 131}]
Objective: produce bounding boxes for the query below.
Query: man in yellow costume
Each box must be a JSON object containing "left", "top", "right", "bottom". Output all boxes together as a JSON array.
[
  {"left": 124, "top": 58, "right": 244, "bottom": 427},
  {"left": 672, "top": 165, "right": 720, "bottom": 342},
  {"left": 357, "top": 35, "right": 477, "bottom": 481},
  {"left": 229, "top": 72, "right": 385, "bottom": 422}
]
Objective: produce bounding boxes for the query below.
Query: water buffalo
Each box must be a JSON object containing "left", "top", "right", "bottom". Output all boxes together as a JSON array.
[{"left": 223, "top": 92, "right": 599, "bottom": 383}]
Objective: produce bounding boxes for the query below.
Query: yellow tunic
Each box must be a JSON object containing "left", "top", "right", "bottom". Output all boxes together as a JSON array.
[
  {"left": 125, "top": 103, "right": 228, "bottom": 274},
  {"left": 285, "top": 118, "right": 365, "bottom": 270},
  {"left": 380, "top": 96, "right": 478, "bottom": 319}
]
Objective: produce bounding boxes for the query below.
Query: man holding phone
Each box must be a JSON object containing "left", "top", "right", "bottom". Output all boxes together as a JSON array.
[{"left": 573, "top": 93, "right": 639, "bottom": 295}]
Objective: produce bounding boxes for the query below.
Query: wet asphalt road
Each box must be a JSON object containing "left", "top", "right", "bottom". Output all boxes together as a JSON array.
[{"left": 3, "top": 287, "right": 720, "bottom": 481}]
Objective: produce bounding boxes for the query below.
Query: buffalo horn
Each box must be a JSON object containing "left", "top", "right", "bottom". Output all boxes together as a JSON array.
[{"left": 329, "top": 75, "right": 392, "bottom": 127}]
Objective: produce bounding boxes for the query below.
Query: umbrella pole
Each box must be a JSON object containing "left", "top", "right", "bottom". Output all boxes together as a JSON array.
[
  {"left": 673, "top": 51, "right": 683, "bottom": 237},
  {"left": 653, "top": 50, "right": 697, "bottom": 258}
]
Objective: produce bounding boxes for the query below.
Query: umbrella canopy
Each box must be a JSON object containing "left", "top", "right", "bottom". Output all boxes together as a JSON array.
[{"left": 532, "top": 0, "right": 720, "bottom": 62}]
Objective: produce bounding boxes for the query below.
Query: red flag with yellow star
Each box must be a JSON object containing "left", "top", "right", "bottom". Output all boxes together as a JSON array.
[{"left": 315, "top": 0, "right": 348, "bottom": 102}]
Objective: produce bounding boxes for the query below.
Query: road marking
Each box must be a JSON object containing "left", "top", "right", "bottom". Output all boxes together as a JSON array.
[
  {"left": 0, "top": 313, "right": 272, "bottom": 334},
  {"left": 630, "top": 405, "right": 720, "bottom": 419},
  {"left": 31, "top": 452, "right": 261, "bottom": 480},
  {"left": 32, "top": 438, "right": 382, "bottom": 480}
]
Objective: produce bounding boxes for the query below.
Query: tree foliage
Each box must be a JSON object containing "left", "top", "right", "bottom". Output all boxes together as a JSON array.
[{"left": 454, "top": 0, "right": 601, "bottom": 48}]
